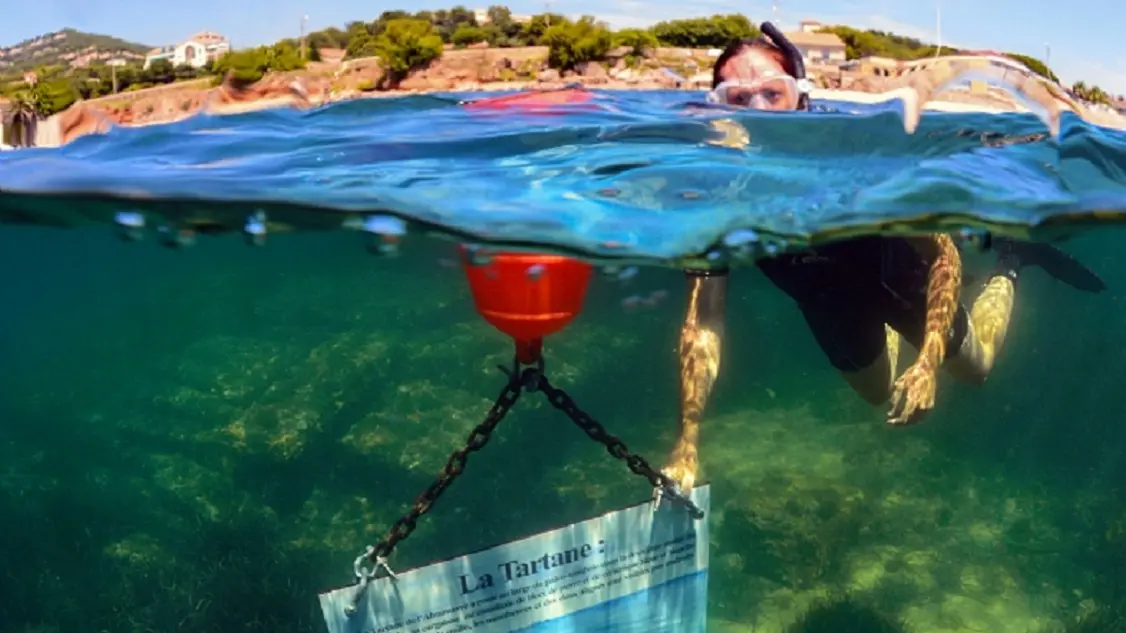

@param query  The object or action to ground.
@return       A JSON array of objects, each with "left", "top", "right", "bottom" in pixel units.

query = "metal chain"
[
  {"left": 353, "top": 358, "right": 703, "bottom": 584},
  {"left": 535, "top": 374, "right": 705, "bottom": 519},
  {"left": 354, "top": 367, "right": 531, "bottom": 578}
]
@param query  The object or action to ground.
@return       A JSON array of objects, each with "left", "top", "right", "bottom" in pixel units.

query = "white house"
[
  {"left": 785, "top": 25, "right": 847, "bottom": 66},
  {"left": 144, "top": 32, "right": 231, "bottom": 69},
  {"left": 471, "top": 7, "right": 532, "bottom": 24}
]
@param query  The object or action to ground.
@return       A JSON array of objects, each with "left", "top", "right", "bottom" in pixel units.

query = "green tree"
[
  {"left": 818, "top": 25, "right": 956, "bottom": 60},
  {"left": 1072, "top": 80, "right": 1112, "bottom": 105},
  {"left": 213, "top": 50, "right": 267, "bottom": 86},
  {"left": 650, "top": 14, "right": 756, "bottom": 48},
  {"left": 373, "top": 18, "right": 445, "bottom": 87},
  {"left": 518, "top": 13, "right": 568, "bottom": 45},
  {"left": 308, "top": 26, "right": 349, "bottom": 50},
  {"left": 142, "top": 58, "right": 175, "bottom": 84},
  {"left": 451, "top": 24, "right": 489, "bottom": 47},
  {"left": 212, "top": 42, "right": 306, "bottom": 88},
  {"left": 484, "top": 5, "right": 523, "bottom": 45},
  {"left": 1003, "top": 52, "right": 1058, "bottom": 83},
  {"left": 378, "top": 10, "right": 413, "bottom": 23},
  {"left": 267, "top": 41, "right": 307, "bottom": 71},
  {"left": 541, "top": 16, "right": 613, "bottom": 70},
  {"left": 2, "top": 91, "right": 39, "bottom": 146},
  {"left": 30, "top": 78, "right": 78, "bottom": 116},
  {"left": 614, "top": 28, "right": 658, "bottom": 56},
  {"left": 346, "top": 33, "right": 379, "bottom": 59},
  {"left": 418, "top": 6, "right": 479, "bottom": 42},
  {"left": 114, "top": 65, "right": 142, "bottom": 91}
]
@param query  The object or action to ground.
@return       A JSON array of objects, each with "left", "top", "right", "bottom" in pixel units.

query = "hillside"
[{"left": 0, "top": 28, "right": 151, "bottom": 72}]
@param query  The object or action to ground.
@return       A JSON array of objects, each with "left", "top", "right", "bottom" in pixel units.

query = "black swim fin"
[{"left": 994, "top": 237, "right": 1107, "bottom": 294}]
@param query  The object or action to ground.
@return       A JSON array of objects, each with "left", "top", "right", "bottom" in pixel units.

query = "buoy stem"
[{"left": 515, "top": 338, "right": 543, "bottom": 366}]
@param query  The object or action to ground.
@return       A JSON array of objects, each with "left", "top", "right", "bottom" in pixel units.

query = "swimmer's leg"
[
  {"left": 663, "top": 269, "right": 727, "bottom": 494},
  {"left": 840, "top": 349, "right": 897, "bottom": 406},
  {"left": 887, "top": 234, "right": 963, "bottom": 425},
  {"left": 945, "top": 258, "right": 1018, "bottom": 384},
  {"left": 885, "top": 324, "right": 902, "bottom": 383},
  {"left": 948, "top": 237, "right": 1106, "bottom": 383},
  {"left": 801, "top": 301, "right": 895, "bottom": 406}
]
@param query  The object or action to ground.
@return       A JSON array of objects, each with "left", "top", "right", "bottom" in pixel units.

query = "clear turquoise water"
[
  {"left": 1, "top": 89, "right": 1126, "bottom": 633},
  {"left": 2, "top": 90, "right": 1125, "bottom": 260}
]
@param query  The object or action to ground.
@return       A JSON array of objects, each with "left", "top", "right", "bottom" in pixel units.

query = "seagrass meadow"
[{"left": 1, "top": 222, "right": 1124, "bottom": 633}]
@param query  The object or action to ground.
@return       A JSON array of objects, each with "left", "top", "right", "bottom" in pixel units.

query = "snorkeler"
[{"left": 659, "top": 23, "right": 1107, "bottom": 495}]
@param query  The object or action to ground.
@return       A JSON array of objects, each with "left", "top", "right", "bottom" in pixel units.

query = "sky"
[{"left": 3, "top": 0, "right": 1124, "bottom": 95}]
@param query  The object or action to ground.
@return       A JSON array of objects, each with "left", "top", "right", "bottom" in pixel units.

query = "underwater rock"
[
  {"left": 1052, "top": 605, "right": 1126, "bottom": 633},
  {"left": 786, "top": 594, "right": 912, "bottom": 633}
]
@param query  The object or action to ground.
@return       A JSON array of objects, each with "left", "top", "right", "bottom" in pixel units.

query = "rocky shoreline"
[{"left": 42, "top": 46, "right": 1126, "bottom": 145}]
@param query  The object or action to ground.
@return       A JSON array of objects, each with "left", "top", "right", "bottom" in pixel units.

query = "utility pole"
[
  {"left": 1044, "top": 42, "right": 1051, "bottom": 67},
  {"left": 300, "top": 14, "right": 309, "bottom": 59},
  {"left": 935, "top": 2, "right": 942, "bottom": 56},
  {"left": 109, "top": 58, "right": 124, "bottom": 94},
  {"left": 545, "top": 1, "right": 552, "bottom": 27}
]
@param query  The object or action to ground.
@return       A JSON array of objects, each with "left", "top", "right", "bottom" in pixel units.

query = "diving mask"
[{"left": 707, "top": 75, "right": 814, "bottom": 111}]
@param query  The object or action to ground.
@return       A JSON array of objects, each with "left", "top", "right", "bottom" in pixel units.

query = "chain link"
[
  {"left": 356, "top": 368, "right": 529, "bottom": 575},
  {"left": 354, "top": 358, "right": 704, "bottom": 580},
  {"left": 535, "top": 374, "right": 705, "bottom": 519}
]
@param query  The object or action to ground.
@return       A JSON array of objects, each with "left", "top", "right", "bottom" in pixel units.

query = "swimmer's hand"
[
  {"left": 705, "top": 118, "right": 750, "bottom": 149},
  {"left": 888, "top": 360, "right": 937, "bottom": 425},
  {"left": 660, "top": 439, "right": 698, "bottom": 494},
  {"left": 883, "top": 54, "right": 1093, "bottom": 137}
]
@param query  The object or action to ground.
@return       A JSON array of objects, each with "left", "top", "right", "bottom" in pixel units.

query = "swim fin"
[{"left": 993, "top": 237, "right": 1107, "bottom": 293}]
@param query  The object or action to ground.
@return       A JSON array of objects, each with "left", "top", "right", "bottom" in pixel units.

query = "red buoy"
[{"left": 461, "top": 249, "right": 593, "bottom": 365}]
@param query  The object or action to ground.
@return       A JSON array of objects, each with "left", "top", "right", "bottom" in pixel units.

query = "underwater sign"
[{"left": 319, "top": 484, "right": 710, "bottom": 633}]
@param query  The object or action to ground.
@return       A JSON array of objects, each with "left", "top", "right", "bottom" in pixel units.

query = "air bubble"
[
  {"left": 621, "top": 295, "right": 644, "bottom": 310},
  {"left": 722, "top": 228, "right": 760, "bottom": 248},
  {"left": 158, "top": 225, "right": 196, "bottom": 249},
  {"left": 464, "top": 245, "right": 493, "bottom": 266},
  {"left": 368, "top": 235, "right": 400, "bottom": 257},
  {"left": 361, "top": 215, "right": 407, "bottom": 237},
  {"left": 244, "top": 211, "right": 267, "bottom": 246},
  {"left": 355, "top": 215, "right": 406, "bottom": 257},
  {"left": 720, "top": 228, "right": 762, "bottom": 260},
  {"left": 114, "top": 211, "right": 146, "bottom": 242},
  {"left": 957, "top": 227, "right": 993, "bottom": 252}
]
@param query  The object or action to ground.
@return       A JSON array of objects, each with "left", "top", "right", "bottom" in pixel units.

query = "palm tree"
[{"left": 2, "top": 92, "right": 40, "bottom": 147}]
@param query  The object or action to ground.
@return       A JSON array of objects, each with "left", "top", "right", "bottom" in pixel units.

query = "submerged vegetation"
[
  {"left": 786, "top": 595, "right": 911, "bottom": 633},
  {"left": 1, "top": 226, "right": 1124, "bottom": 633}
]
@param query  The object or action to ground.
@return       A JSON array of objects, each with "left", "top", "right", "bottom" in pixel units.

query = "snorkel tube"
[{"left": 760, "top": 21, "right": 811, "bottom": 110}]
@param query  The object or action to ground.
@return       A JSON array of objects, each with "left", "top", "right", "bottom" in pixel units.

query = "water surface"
[{"left": 1, "top": 90, "right": 1125, "bottom": 633}]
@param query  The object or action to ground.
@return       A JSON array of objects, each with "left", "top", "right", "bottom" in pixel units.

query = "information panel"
[{"left": 320, "top": 485, "right": 710, "bottom": 633}]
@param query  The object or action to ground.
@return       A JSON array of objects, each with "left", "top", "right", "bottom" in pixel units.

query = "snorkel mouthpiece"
[{"left": 760, "top": 21, "right": 811, "bottom": 110}]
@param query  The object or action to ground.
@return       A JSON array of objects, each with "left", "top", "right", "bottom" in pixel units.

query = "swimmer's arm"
[
  {"left": 666, "top": 272, "right": 728, "bottom": 491},
  {"left": 906, "top": 234, "right": 963, "bottom": 369}
]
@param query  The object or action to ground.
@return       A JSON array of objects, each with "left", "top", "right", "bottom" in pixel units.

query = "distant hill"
[{"left": 0, "top": 28, "right": 152, "bottom": 72}]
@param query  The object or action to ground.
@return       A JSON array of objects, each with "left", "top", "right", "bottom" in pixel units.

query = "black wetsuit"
[{"left": 755, "top": 236, "right": 970, "bottom": 372}]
